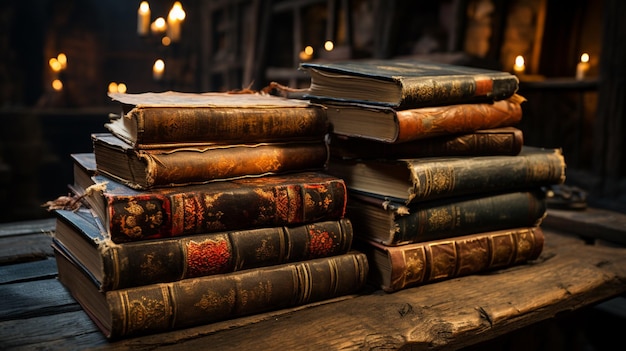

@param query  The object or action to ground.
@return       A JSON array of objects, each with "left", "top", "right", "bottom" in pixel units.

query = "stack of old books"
[
  {"left": 49, "top": 91, "right": 369, "bottom": 339},
  {"left": 298, "top": 59, "right": 565, "bottom": 293}
]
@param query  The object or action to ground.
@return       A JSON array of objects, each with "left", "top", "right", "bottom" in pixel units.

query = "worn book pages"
[
  {"left": 106, "top": 91, "right": 329, "bottom": 148},
  {"left": 300, "top": 59, "right": 519, "bottom": 108}
]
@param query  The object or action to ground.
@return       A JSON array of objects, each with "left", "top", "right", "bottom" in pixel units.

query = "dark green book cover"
[
  {"left": 53, "top": 209, "right": 354, "bottom": 291},
  {"left": 347, "top": 189, "right": 547, "bottom": 246},
  {"left": 300, "top": 59, "right": 519, "bottom": 109}
]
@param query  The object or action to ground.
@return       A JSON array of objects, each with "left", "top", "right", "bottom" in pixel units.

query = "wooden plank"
[
  {"left": 0, "top": 278, "right": 81, "bottom": 321},
  {"left": 0, "top": 257, "right": 58, "bottom": 284},
  {"left": 0, "top": 232, "right": 54, "bottom": 264},
  {"left": 0, "top": 218, "right": 55, "bottom": 238},
  {"left": 543, "top": 207, "right": 626, "bottom": 245},
  {"left": 1, "top": 228, "right": 623, "bottom": 350},
  {"left": 0, "top": 311, "right": 106, "bottom": 350}
]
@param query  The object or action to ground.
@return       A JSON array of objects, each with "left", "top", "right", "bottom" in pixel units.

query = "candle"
[
  {"left": 151, "top": 17, "right": 167, "bottom": 34},
  {"left": 167, "top": 2, "right": 185, "bottom": 42},
  {"left": 137, "top": 2, "right": 151, "bottom": 36},
  {"left": 153, "top": 59, "right": 165, "bottom": 81},
  {"left": 299, "top": 46, "right": 314, "bottom": 61},
  {"left": 57, "top": 53, "right": 67, "bottom": 70},
  {"left": 576, "top": 53, "right": 590, "bottom": 80},
  {"left": 49, "top": 58, "right": 62, "bottom": 72},
  {"left": 513, "top": 55, "right": 525, "bottom": 75},
  {"left": 324, "top": 40, "right": 334, "bottom": 52},
  {"left": 108, "top": 82, "right": 118, "bottom": 94}
]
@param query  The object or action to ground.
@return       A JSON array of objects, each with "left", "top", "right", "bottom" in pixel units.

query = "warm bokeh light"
[
  {"left": 169, "top": 2, "right": 186, "bottom": 21},
  {"left": 57, "top": 53, "right": 67, "bottom": 69},
  {"left": 49, "top": 58, "right": 62, "bottom": 72},
  {"left": 108, "top": 82, "right": 128, "bottom": 93},
  {"left": 153, "top": 59, "right": 165, "bottom": 80},
  {"left": 139, "top": 1, "right": 150, "bottom": 14},
  {"left": 108, "top": 82, "right": 118, "bottom": 93},
  {"left": 324, "top": 40, "right": 334, "bottom": 51},
  {"left": 304, "top": 46, "right": 314, "bottom": 56},
  {"left": 52, "top": 79, "right": 63, "bottom": 91},
  {"left": 513, "top": 55, "right": 525, "bottom": 74},
  {"left": 151, "top": 17, "right": 167, "bottom": 34},
  {"left": 581, "top": 53, "right": 589, "bottom": 63},
  {"left": 162, "top": 36, "right": 171, "bottom": 46},
  {"left": 137, "top": 2, "right": 151, "bottom": 36}
]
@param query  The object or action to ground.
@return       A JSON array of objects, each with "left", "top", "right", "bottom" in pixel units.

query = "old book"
[
  {"left": 330, "top": 127, "right": 524, "bottom": 159},
  {"left": 105, "top": 91, "right": 329, "bottom": 149},
  {"left": 54, "top": 245, "right": 369, "bottom": 339},
  {"left": 327, "top": 146, "right": 565, "bottom": 205},
  {"left": 77, "top": 172, "right": 347, "bottom": 243},
  {"left": 358, "top": 226, "right": 544, "bottom": 292},
  {"left": 347, "top": 190, "right": 547, "bottom": 246},
  {"left": 300, "top": 59, "right": 519, "bottom": 109},
  {"left": 70, "top": 153, "right": 97, "bottom": 191},
  {"left": 92, "top": 133, "right": 329, "bottom": 189},
  {"left": 323, "top": 95, "right": 524, "bottom": 143},
  {"left": 53, "top": 208, "right": 354, "bottom": 291}
]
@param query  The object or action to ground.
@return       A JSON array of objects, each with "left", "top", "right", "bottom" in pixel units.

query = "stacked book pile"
[
  {"left": 49, "top": 92, "right": 369, "bottom": 339},
  {"left": 298, "top": 59, "right": 565, "bottom": 293}
]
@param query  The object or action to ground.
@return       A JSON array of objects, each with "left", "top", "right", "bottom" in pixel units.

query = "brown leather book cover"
[
  {"left": 106, "top": 91, "right": 329, "bottom": 149},
  {"left": 324, "top": 95, "right": 524, "bottom": 143},
  {"left": 54, "top": 247, "right": 369, "bottom": 339},
  {"left": 92, "top": 133, "right": 329, "bottom": 189},
  {"left": 53, "top": 209, "right": 354, "bottom": 291},
  {"left": 360, "top": 226, "right": 544, "bottom": 292},
  {"left": 330, "top": 127, "right": 524, "bottom": 159},
  {"left": 82, "top": 172, "right": 347, "bottom": 243}
]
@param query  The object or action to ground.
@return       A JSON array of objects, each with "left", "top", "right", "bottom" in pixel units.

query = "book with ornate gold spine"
[
  {"left": 92, "top": 133, "right": 329, "bottom": 190},
  {"left": 54, "top": 244, "right": 369, "bottom": 339},
  {"left": 53, "top": 208, "right": 354, "bottom": 291},
  {"left": 358, "top": 226, "right": 544, "bottom": 292}
]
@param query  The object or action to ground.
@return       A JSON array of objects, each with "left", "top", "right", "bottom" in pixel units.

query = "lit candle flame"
[
  {"left": 138, "top": 1, "right": 151, "bottom": 36},
  {"left": 153, "top": 59, "right": 165, "bottom": 80},
  {"left": 49, "top": 58, "right": 62, "bottom": 72},
  {"left": 57, "top": 53, "right": 67, "bottom": 70},
  {"left": 52, "top": 79, "right": 63, "bottom": 91},
  {"left": 581, "top": 53, "right": 589, "bottom": 63},
  {"left": 151, "top": 17, "right": 167, "bottom": 34},
  {"left": 324, "top": 40, "right": 334, "bottom": 51},
  {"left": 513, "top": 55, "right": 525, "bottom": 75}
]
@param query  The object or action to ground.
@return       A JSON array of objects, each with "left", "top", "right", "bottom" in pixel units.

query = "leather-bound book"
[
  {"left": 329, "top": 127, "right": 524, "bottom": 159},
  {"left": 75, "top": 172, "right": 347, "bottom": 243},
  {"left": 54, "top": 245, "right": 369, "bottom": 339},
  {"left": 327, "top": 146, "right": 565, "bottom": 205},
  {"left": 92, "top": 133, "right": 329, "bottom": 189},
  {"left": 322, "top": 95, "right": 524, "bottom": 143},
  {"left": 300, "top": 59, "right": 519, "bottom": 109},
  {"left": 358, "top": 226, "right": 544, "bottom": 292},
  {"left": 52, "top": 208, "right": 355, "bottom": 291},
  {"left": 347, "top": 190, "right": 547, "bottom": 246},
  {"left": 106, "top": 91, "right": 329, "bottom": 149}
]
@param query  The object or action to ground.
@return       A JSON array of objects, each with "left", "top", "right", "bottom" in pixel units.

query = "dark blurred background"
[{"left": 2, "top": 0, "right": 624, "bottom": 222}]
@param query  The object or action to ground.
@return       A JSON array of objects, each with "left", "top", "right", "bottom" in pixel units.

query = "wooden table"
[{"left": 2, "top": 209, "right": 626, "bottom": 350}]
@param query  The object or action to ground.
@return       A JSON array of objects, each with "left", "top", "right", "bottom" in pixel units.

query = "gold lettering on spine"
[
  {"left": 171, "top": 194, "right": 184, "bottom": 235},
  {"left": 403, "top": 247, "right": 426, "bottom": 286},
  {"left": 427, "top": 208, "right": 454, "bottom": 231},
  {"left": 120, "top": 285, "right": 171, "bottom": 334},
  {"left": 195, "top": 288, "right": 236, "bottom": 311}
]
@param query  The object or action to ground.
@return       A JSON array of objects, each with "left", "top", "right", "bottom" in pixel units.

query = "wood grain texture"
[{"left": 1, "top": 225, "right": 625, "bottom": 350}]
